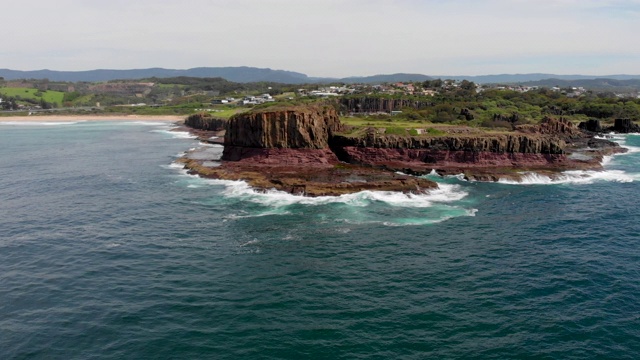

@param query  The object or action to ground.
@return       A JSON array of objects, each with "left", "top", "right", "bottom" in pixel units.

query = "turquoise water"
[{"left": 1, "top": 121, "right": 639, "bottom": 359}]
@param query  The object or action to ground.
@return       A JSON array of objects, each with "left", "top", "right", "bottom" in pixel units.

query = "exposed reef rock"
[
  {"left": 220, "top": 147, "right": 339, "bottom": 165},
  {"left": 181, "top": 157, "right": 437, "bottom": 197}
]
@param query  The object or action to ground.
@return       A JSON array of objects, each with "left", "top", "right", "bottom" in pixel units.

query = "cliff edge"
[{"left": 182, "top": 105, "right": 625, "bottom": 194}]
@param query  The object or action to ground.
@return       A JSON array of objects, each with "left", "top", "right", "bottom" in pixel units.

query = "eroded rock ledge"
[{"left": 182, "top": 105, "right": 627, "bottom": 195}]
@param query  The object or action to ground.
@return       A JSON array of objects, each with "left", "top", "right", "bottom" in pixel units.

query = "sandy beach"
[{"left": 0, "top": 115, "right": 185, "bottom": 123}]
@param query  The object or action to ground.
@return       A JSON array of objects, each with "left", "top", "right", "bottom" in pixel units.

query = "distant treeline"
[{"left": 338, "top": 87, "right": 640, "bottom": 129}]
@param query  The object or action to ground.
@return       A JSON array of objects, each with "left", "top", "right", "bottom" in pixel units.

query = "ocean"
[{"left": 1, "top": 120, "right": 639, "bottom": 359}]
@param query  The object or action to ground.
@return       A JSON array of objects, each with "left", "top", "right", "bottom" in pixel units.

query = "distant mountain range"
[
  {"left": 516, "top": 78, "right": 640, "bottom": 93},
  {"left": 1, "top": 67, "right": 640, "bottom": 85}
]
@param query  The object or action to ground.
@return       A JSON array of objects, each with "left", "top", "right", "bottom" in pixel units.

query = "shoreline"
[
  {"left": 0, "top": 114, "right": 185, "bottom": 123},
  {"left": 179, "top": 107, "right": 632, "bottom": 195}
]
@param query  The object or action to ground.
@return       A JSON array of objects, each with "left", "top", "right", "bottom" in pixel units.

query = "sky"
[{"left": 2, "top": 0, "right": 640, "bottom": 77}]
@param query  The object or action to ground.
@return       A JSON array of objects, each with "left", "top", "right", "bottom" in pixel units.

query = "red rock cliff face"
[
  {"left": 224, "top": 105, "right": 341, "bottom": 149},
  {"left": 331, "top": 133, "right": 567, "bottom": 172},
  {"left": 331, "top": 133, "right": 566, "bottom": 154},
  {"left": 185, "top": 113, "right": 228, "bottom": 131},
  {"left": 220, "top": 105, "right": 579, "bottom": 174}
]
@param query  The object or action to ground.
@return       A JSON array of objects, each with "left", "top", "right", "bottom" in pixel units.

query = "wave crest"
[{"left": 498, "top": 170, "right": 636, "bottom": 185}]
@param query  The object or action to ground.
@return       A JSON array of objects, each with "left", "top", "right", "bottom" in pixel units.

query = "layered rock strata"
[
  {"left": 185, "top": 105, "right": 437, "bottom": 196},
  {"left": 183, "top": 105, "right": 627, "bottom": 195},
  {"left": 223, "top": 105, "right": 342, "bottom": 149},
  {"left": 185, "top": 113, "right": 228, "bottom": 131}
]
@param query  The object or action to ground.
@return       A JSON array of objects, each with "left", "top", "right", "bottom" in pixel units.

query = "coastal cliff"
[
  {"left": 184, "top": 113, "right": 228, "bottom": 131},
  {"left": 327, "top": 118, "right": 580, "bottom": 175},
  {"left": 182, "top": 104, "right": 625, "bottom": 194},
  {"left": 185, "top": 105, "right": 437, "bottom": 196},
  {"left": 332, "top": 132, "right": 565, "bottom": 154},
  {"left": 223, "top": 104, "right": 342, "bottom": 149},
  {"left": 221, "top": 104, "right": 343, "bottom": 164}
]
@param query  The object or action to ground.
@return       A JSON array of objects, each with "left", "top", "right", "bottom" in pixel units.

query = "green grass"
[
  {"left": 274, "top": 92, "right": 296, "bottom": 100},
  {"left": 156, "top": 84, "right": 185, "bottom": 89},
  {"left": 425, "top": 127, "right": 446, "bottom": 136},
  {"left": 340, "top": 116, "right": 430, "bottom": 129},
  {"left": 384, "top": 127, "right": 408, "bottom": 135},
  {"left": 209, "top": 108, "right": 245, "bottom": 119},
  {"left": 98, "top": 105, "right": 247, "bottom": 117},
  {"left": 71, "top": 94, "right": 95, "bottom": 106},
  {"left": 0, "top": 87, "right": 65, "bottom": 105}
]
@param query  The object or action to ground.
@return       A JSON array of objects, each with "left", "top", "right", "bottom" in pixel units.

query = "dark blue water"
[{"left": 1, "top": 121, "right": 639, "bottom": 359}]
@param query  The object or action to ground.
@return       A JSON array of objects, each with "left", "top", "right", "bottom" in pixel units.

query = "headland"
[{"left": 179, "top": 103, "right": 629, "bottom": 196}]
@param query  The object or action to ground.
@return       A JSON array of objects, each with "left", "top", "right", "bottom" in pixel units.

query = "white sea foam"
[
  {"left": 195, "top": 178, "right": 470, "bottom": 208},
  {"left": 422, "top": 170, "right": 467, "bottom": 181},
  {"left": 613, "top": 135, "right": 640, "bottom": 155},
  {"left": 591, "top": 134, "right": 640, "bottom": 168},
  {"left": 226, "top": 209, "right": 293, "bottom": 219},
  {"left": 161, "top": 161, "right": 187, "bottom": 170},
  {"left": 239, "top": 239, "right": 260, "bottom": 247},
  {"left": 198, "top": 142, "right": 223, "bottom": 148},
  {"left": 135, "top": 121, "right": 171, "bottom": 126},
  {"left": 161, "top": 154, "right": 475, "bottom": 224},
  {"left": 498, "top": 170, "right": 636, "bottom": 185},
  {"left": 151, "top": 129, "right": 197, "bottom": 139}
]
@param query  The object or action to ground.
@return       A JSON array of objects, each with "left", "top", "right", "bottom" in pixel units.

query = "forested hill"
[
  {"left": 0, "top": 67, "right": 310, "bottom": 84},
  {"left": 0, "top": 67, "right": 434, "bottom": 84},
  {"left": 1, "top": 66, "right": 640, "bottom": 85}
]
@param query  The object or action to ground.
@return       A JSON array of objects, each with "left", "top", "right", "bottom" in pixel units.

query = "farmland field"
[{"left": 0, "top": 87, "right": 65, "bottom": 104}]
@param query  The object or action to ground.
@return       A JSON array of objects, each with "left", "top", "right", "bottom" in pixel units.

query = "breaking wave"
[
  {"left": 164, "top": 164, "right": 476, "bottom": 225},
  {"left": 498, "top": 170, "right": 637, "bottom": 185},
  {"left": 150, "top": 126, "right": 197, "bottom": 139},
  {"left": 199, "top": 178, "right": 469, "bottom": 208}
]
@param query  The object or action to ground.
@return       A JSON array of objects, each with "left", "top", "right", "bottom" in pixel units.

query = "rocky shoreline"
[{"left": 178, "top": 106, "right": 629, "bottom": 196}]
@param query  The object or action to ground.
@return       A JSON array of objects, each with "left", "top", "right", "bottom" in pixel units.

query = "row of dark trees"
[{"left": 338, "top": 86, "right": 640, "bottom": 127}]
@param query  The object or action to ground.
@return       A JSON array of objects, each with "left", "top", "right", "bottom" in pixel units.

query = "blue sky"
[{"left": 3, "top": 0, "right": 640, "bottom": 77}]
